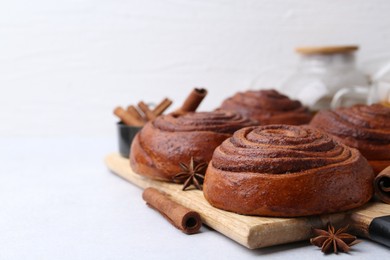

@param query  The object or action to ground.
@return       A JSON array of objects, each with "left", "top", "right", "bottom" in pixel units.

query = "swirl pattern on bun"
[
  {"left": 130, "top": 111, "right": 257, "bottom": 181},
  {"left": 219, "top": 89, "right": 312, "bottom": 125},
  {"left": 203, "top": 125, "right": 374, "bottom": 217},
  {"left": 310, "top": 104, "right": 390, "bottom": 174}
]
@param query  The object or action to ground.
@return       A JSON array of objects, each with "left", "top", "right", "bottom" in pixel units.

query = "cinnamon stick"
[
  {"left": 177, "top": 88, "right": 207, "bottom": 113},
  {"left": 138, "top": 101, "right": 156, "bottom": 120},
  {"left": 113, "top": 107, "right": 144, "bottom": 126},
  {"left": 152, "top": 98, "right": 172, "bottom": 116},
  {"left": 142, "top": 187, "right": 202, "bottom": 234},
  {"left": 374, "top": 165, "right": 390, "bottom": 204},
  {"left": 127, "top": 105, "right": 145, "bottom": 123}
]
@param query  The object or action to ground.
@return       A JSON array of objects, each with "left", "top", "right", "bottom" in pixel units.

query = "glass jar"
[{"left": 280, "top": 46, "right": 370, "bottom": 111}]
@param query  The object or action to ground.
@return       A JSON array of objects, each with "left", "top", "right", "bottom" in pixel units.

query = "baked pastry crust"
[
  {"left": 130, "top": 111, "right": 256, "bottom": 181},
  {"left": 310, "top": 104, "right": 390, "bottom": 174},
  {"left": 219, "top": 89, "right": 312, "bottom": 125},
  {"left": 203, "top": 125, "right": 374, "bottom": 217}
]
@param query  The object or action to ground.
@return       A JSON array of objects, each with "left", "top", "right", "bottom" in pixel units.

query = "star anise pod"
[
  {"left": 172, "top": 157, "right": 207, "bottom": 191},
  {"left": 310, "top": 223, "right": 361, "bottom": 254}
]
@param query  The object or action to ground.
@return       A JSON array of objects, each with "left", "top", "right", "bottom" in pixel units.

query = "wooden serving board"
[{"left": 105, "top": 153, "right": 390, "bottom": 249}]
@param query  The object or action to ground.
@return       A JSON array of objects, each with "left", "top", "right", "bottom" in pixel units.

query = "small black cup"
[{"left": 117, "top": 122, "right": 142, "bottom": 158}]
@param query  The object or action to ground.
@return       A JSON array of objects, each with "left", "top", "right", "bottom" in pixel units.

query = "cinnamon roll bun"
[
  {"left": 219, "top": 89, "right": 312, "bottom": 125},
  {"left": 203, "top": 125, "right": 374, "bottom": 217},
  {"left": 130, "top": 111, "right": 256, "bottom": 181},
  {"left": 310, "top": 104, "right": 390, "bottom": 174}
]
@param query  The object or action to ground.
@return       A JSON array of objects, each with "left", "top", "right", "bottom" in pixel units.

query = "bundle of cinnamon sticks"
[
  {"left": 113, "top": 88, "right": 208, "bottom": 126},
  {"left": 114, "top": 98, "right": 172, "bottom": 126}
]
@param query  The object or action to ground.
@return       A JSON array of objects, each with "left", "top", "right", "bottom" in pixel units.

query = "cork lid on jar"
[{"left": 296, "top": 45, "right": 359, "bottom": 55}]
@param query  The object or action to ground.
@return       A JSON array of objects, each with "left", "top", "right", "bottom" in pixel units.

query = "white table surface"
[{"left": 1, "top": 137, "right": 389, "bottom": 259}]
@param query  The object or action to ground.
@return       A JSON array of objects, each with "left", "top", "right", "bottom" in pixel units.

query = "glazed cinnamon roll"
[
  {"left": 219, "top": 89, "right": 312, "bottom": 125},
  {"left": 130, "top": 111, "right": 256, "bottom": 181},
  {"left": 203, "top": 125, "right": 374, "bottom": 217},
  {"left": 310, "top": 104, "right": 390, "bottom": 174}
]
